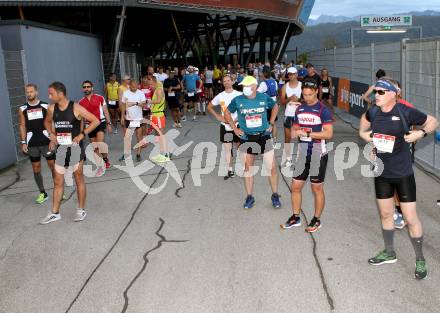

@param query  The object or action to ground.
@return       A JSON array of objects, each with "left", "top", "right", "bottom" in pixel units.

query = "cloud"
[{"left": 311, "top": 0, "right": 440, "bottom": 17}]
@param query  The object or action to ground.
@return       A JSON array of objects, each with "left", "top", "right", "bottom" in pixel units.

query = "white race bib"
[
  {"left": 285, "top": 102, "right": 298, "bottom": 117},
  {"left": 373, "top": 133, "right": 395, "bottom": 153},
  {"left": 300, "top": 127, "right": 312, "bottom": 142},
  {"left": 129, "top": 121, "right": 141, "bottom": 128},
  {"left": 57, "top": 133, "right": 72, "bottom": 145},
  {"left": 245, "top": 114, "right": 263, "bottom": 128},
  {"left": 27, "top": 108, "right": 43, "bottom": 120},
  {"left": 188, "top": 92, "right": 194, "bottom": 97},
  {"left": 322, "top": 87, "right": 329, "bottom": 93},
  {"left": 168, "top": 91, "right": 175, "bottom": 97},
  {"left": 109, "top": 100, "right": 116, "bottom": 105}
]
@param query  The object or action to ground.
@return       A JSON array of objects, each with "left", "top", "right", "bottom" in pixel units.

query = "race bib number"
[
  {"left": 27, "top": 108, "right": 43, "bottom": 120},
  {"left": 300, "top": 127, "right": 312, "bottom": 142},
  {"left": 373, "top": 133, "right": 395, "bottom": 153},
  {"left": 109, "top": 100, "right": 116, "bottom": 105},
  {"left": 56, "top": 133, "right": 72, "bottom": 145},
  {"left": 188, "top": 92, "right": 194, "bottom": 97},
  {"left": 129, "top": 121, "right": 141, "bottom": 128},
  {"left": 168, "top": 91, "right": 175, "bottom": 97},
  {"left": 322, "top": 87, "right": 329, "bottom": 93},
  {"left": 245, "top": 114, "right": 263, "bottom": 128}
]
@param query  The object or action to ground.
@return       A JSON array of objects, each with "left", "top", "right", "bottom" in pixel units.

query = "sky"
[{"left": 309, "top": 0, "right": 440, "bottom": 19}]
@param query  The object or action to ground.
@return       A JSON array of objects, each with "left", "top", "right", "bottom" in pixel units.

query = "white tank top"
[{"left": 284, "top": 81, "right": 302, "bottom": 117}]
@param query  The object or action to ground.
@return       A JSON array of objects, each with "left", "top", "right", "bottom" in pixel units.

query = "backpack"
[{"left": 265, "top": 79, "right": 278, "bottom": 97}]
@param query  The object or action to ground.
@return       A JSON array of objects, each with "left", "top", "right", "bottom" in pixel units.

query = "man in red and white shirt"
[{"left": 79, "top": 80, "right": 112, "bottom": 175}]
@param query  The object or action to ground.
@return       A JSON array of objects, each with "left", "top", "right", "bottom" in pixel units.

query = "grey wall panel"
[
  {"left": 0, "top": 39, "right": 18, "bottom": 168},
  {"left": 19, "top": 25, "right": 104, "bottom": 102},
  {"left": 0, "top": 25, "right": 22, "bottom": 50}
]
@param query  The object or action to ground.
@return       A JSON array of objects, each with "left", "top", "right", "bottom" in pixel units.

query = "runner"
[
  {"left": 359, "top": 77, "right": 438, "bottom": 279},
  {"left": 305, "top": 63, "right": 321, "bottom": 88},
  {"left": 207, "top": 75, "right": 242, "bottom": 180},
  {"left": 362, "top": 69, "right": 386, "bottom": 106},
  {"left": 280, "top": 67, "right": 302, "bottom": 167},
  {"left": 149, "top": 77, "right": 171, "bottom": 163},
  {"left": 79, "top": 80, "right": 112, "bottom": 176},
  {"left": 319, "top": 68, "right": 335, "bottom": 118},
  {"left": 163, "top": 70, "right": 182, "bottom": 128},
  {"left": 224, "top": 76, "right": 281, "bottom": 209},
  {"left": 119, "top": 80, "right": 147, "bottom": 162},
  {"left": 204, "top": 66, "right": 214, "bottom": 101},
  {"left": 41, "top": 81, "right": 100, "bottom": 224},
  {"left": 213, "top": 65, "right": 222, "bottom": 95},
  {"left": 105, "top": 73, "right": 120, "bottom": 134},
  {"left": 280, "top": 79, "right": 333, "bottom": 233},
  {"left": 139, "top": 75, "right": 154, "bottom": 136},
  {"left": 154, "top": 66, "right": 168, "bottom": 84},
  {"left": 19, "top": 84, "right": 55, "bottom": 204},
  {"left": 118, "top": 75, "right": 131, "bottom": 133},
  {"left": 257, "top": 66, "right": 279, "bottom": 144},
  {"left": 195, "top": 68, "right": 206, "bottom": 115},
  {"left": 182, "top": 66, "right": 202, "bottom": 121}
]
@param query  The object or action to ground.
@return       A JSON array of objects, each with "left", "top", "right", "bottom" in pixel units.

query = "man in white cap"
[
  {"left": 224, "top": 75, "right": 281, "bottom": 209},
  {"left": 182, "top": 66, "right": 203, "bottom": 121}
]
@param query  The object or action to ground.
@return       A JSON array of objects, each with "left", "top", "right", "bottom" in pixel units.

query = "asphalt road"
[{"left": 1, "top": 114, "right": 439, "bottom": 313}]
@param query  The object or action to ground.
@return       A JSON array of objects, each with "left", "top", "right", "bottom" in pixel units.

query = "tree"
[{"left": 322, "top": 36, "right": 339, "bottom": 49}]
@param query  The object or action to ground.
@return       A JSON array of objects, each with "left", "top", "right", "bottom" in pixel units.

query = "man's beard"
[
  {"left": 27, "top": 96, "right": 36, "bottom": 102},
  {"left": 84, "top": 91, "right": 92, "bottom": 96}
]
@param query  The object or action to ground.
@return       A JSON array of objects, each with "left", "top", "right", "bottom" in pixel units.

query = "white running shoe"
[
  {"left": 177, "top": 123, "right": 183, "bottom": 128},
  {"left": 182, "top": 116, "right": 187, "bottom": 122},
  {"left": 113, "top": 128, "right": 118, "bottom": 134},
  {"left": 193, "top": 116, "right": 197, "bottom": 121},
  {"left": 74, "top": 209, "right": 87, "bottom": 222},
  {"left": 40, "top": 211, "right": 61, "bottom": 225}
]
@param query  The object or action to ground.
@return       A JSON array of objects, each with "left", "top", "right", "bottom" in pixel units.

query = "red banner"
[{"left": 139, "top": 0, "right": 302, "bottom": 21}]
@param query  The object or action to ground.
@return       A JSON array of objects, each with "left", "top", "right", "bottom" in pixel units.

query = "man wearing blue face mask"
[{"left": 224, "top": 76, "right": 281, "bottom": 210}]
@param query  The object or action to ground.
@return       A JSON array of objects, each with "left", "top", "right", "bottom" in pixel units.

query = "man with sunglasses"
[
  {"left": 79, "top": 80, "right": 112, "bottom": 176},
  {"left": 359, "top": 77, "right": 438, "bottom": 279},
  {"left": 280, "top": 79, "right": 333, "bottom": 232}
]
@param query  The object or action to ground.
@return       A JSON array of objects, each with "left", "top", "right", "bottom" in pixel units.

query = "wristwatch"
[
  {"left": 21, "top": 140, "right": 26, "bottom": 144},
  {"left": 420, "top": 129, "right": 427, "bottom": 138}
]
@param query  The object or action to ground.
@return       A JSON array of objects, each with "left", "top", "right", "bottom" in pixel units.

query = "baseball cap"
[
  {"left": 239, "top": 76, "right": 258, "bottom": 86},
  {"left": 122, "top": 74, "right": 131, "bottom": 80},
  {"left": 287, "top": 67, "right": 298, "bottom": 74}
]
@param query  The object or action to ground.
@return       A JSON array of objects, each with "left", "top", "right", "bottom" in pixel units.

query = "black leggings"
[{"left": 374, "top": 175, "right": 416, "bottom": 202}]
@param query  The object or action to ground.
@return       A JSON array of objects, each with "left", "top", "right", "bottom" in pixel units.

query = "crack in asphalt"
[
  {"left": 121, "top": 217, "right": 188, "bottom": 313},
  {"left": 175, "top": 159, "right": 192, "bottom": 198},
  {"left": 279, "top": 166, "right": 335, "bottom": 312},
  {"left": 64, "top": 167, "right": 165, "bottom": 313}
]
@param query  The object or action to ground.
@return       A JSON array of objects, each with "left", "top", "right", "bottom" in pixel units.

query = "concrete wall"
[
  {"left": 0, "top": 39, "right": 18, "bottom": 168},
  {"left": 18, "top": 24, "right": 104, "bottom": 102}
]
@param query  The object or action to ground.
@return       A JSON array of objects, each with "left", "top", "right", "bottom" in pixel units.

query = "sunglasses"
[
  {"left": 303, "top": 81, "right": 318, "bottom": 88},
  {"left": 373, "top": 89, "right": 389, "bottom": 95},
  {"left": 82, "top": 85, "right": 92, "bottom": 89}
]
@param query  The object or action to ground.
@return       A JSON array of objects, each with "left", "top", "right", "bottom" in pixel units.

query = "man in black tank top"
[
  {"left": 18, "top": 84, "right": 55, "bottom": 204},
  {"left": 40, "top": 81, "right": 100, "bottom": 225}
]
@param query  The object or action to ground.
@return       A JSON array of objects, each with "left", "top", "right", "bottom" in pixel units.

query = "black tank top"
[
  {"left": 321, "top": 78, "right": 330, "bottom": 98},
  {"left": 20, "top": 101, "right": 50, "bottom": 147},
  {"left": 54, "top": 101, "right": 81, "bottom": 143}
]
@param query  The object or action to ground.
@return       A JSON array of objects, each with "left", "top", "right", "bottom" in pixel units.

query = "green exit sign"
[{"left": 383, "top": 26, "right": 392, "bottom": 30}]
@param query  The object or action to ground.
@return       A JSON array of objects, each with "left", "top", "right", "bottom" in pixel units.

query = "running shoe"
[
  {"left": 280, "top": 215, "right": 301, "bottom": 229},
  {"left": 182, "top": 116, "right": 187, "bottom": 122},
  {"left": 95, "top": 167, "right": 105, "bottom": 178},
  {"left": 150, "top": 154, "right": 170, "bottom": 163},
  {"left": 105, "top": 160, "right": 111, "bottom": 169},
  {"left": 177, "top": 123, "right": 183, "bottom": 128},
  {"left": 415, "top": 260, "right": 428, "bottom": 280},
  {"left": 173, "top": 122, "right": 178, "bottom": 128},
  {"left": 394, "top": 213, "right": 406, "bottom": 229},
  {"left": 40, "top": 211, "right": 61, "bottom": 225},
  {"left": 305, "top": 217, "right": 322, "bottom": 233},
  {"left": 35, "top": 192, "right": 49, "bottom": 204},
  {"left": 368, "top": 250, "right": 397, "bottom": 265},
  {"left": 193, "top": 116, "right": 197, "bottom": 121},
  {"left": 243, "top": 195, "right": 255, "bottom": 209},
  {"left": 224, "top": 170, "right": 236, "bottom": 180},
  {"left": 437, "top": 200, "right": 440, "bottom": 206},
  {"left": 74, "top": 209, "right": 87, "bottom": 222},
  {"left": 118, "top": 155, "right": 125, "bottom": 162},
  {"left": 136, "top": 154, "right": 141, "bottom": 162},
  {"left": 113, "top": 128, "right": 118, "bottom": 134},
  {"left": 271, "top": 193, "right": 281, "bottom": 208}
]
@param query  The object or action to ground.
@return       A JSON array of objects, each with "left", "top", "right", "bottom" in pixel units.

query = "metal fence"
[{"left": 307, "top": 37, "right": 440, "bottom": 174}]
